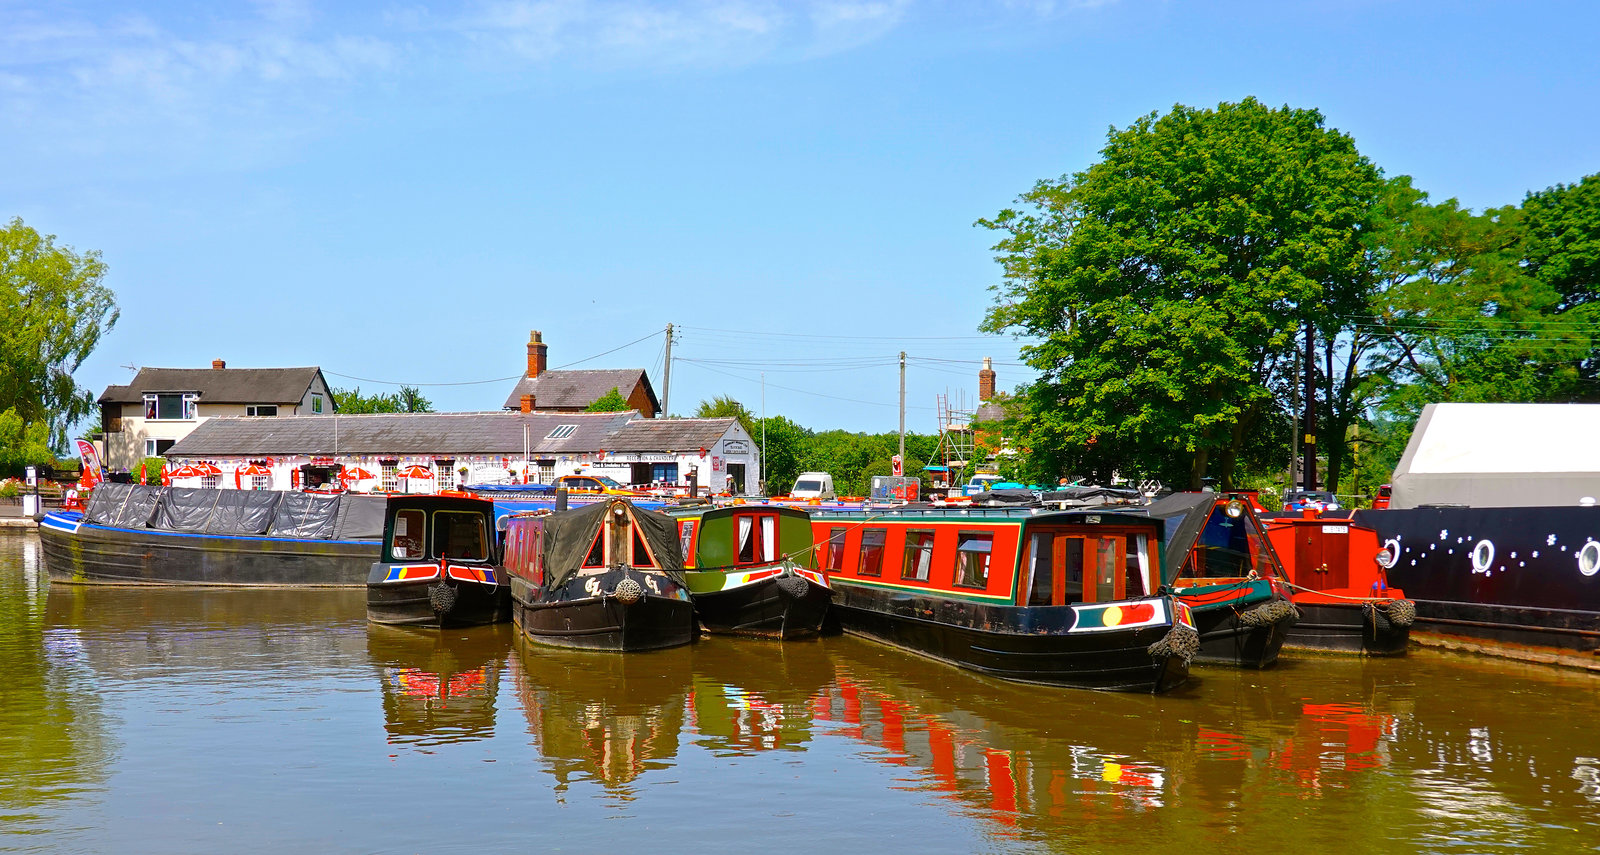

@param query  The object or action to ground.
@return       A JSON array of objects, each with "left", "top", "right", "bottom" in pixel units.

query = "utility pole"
[
  {"left": 661, "top": 323, "right": 673, "bottom": 418},
  {"left": 760, "top": 372, "right": 766, "bottom": 495},
  {"left": 1302, "top": 319, "right": 1318, "bottom": 491},
  {"left": 1289, "top": 358, "right": 1299, "bottom": 490},
  {"left": 898, "top": 351, "right": 906, "bottom": 466}
]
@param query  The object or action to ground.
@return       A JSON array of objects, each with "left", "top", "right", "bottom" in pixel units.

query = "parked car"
[
  {"left": 961, "top": 473, "right": 1005, "bottom": 496},
  {"left": 1371, "top": 484, "right": 1392, "bottom": 510},
  {"left": 1282, "top": 489, "right": 1340, "bottom": 513},
  {"left": 790, "top": 471, "right": 836, "bottom": 500}
]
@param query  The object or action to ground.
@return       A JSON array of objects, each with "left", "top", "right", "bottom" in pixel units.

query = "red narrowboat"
[
  {"left": 809, "top": 507, "right": 1198, "bottom": 693},
  {"left": 1261, "top": 511, "right": 1414, "bottom": 655}
]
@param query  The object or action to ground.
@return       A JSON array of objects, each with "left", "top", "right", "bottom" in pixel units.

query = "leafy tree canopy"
[
  {"left": 332, "top": 385, "right": 434, "bottom": 414},
  {"left": 584, "top": 387, "right": 630, "bottom": 412},
  {"left": 980, "top": 98, "right": 1384, "bottom": 489},
  {"left": 693, "top": 395, "right": 757, "bottom": 439},
  {"left": 0, "top": 218, "right": 118, "bottom": 451}
]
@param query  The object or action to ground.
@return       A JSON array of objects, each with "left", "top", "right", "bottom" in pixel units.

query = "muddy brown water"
[{"left": 2, "top": 531, "right": 1597, "bottom": 854}]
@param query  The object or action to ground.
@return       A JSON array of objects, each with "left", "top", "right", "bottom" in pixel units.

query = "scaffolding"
[{"left": 925, "top": 392, "right": 977, "bottom": 492}]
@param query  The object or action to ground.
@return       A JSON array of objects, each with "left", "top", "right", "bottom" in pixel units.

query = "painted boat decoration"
[
  {"left": 1260, "top": 510, "right": 1414, "bottom": 655},
  {"left": 1352, "top": 505, "right": 1600, "bottom": 660},
  {"left": 1138, "top": 493, "right": 1301, "bottom": 668},
  {"left": 808, "top": 506, "right": 1198, "bottom": 693},
  {"left": 38, "top": 481, "right": 382, "bottom": 586},
  {"left": 366, "top": 495, "right": 512, "bottom": 628},
  {"left": 502, "top": 497, "right": 696, "bottom": 652},
  {"left": 673, "top": 504, "right": 833, "bottom": 639}
]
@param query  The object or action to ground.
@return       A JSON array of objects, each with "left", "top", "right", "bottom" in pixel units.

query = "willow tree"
[
  {"left": 980, "top": 99, "right": 1384, "bottom": 489},
  {"left": 0, "top": 218, "right": 118, "bottom": 453}
]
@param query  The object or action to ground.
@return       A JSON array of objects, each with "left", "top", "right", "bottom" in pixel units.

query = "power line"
[{"left": 323, "top": 327, "right": 664, "bottom": 388}]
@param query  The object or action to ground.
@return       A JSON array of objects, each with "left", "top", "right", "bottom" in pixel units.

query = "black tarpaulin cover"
[
  {"left": 203, "top": 490, "right": 280, "bottom": 535},
  {"left": 540, "top": 498, "right": 686, "bottom": 590},
  {"left": 153, "top": 487, "right": 224, "bottom": 532},
  {"left": 113, "top": 485, "right": 161, "bottom": 528},
  {"left": 1140, "top": 492, "right": 1217, "bottom": 579},
  {"left": 267, "top": 491, "right": 342, "bottom": 539},
  {"left": 84, "top": 481, "right": 132, "bottom": 525},
  {"left": 333, "top": 494, "right": 387, "bottom": 540}
]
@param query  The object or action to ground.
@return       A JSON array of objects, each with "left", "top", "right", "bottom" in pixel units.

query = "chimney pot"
[{"left": 212, "top": 359, "right": 226, "bottom": 370}]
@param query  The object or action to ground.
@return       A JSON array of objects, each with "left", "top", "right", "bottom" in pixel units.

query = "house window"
[
  {"left": 379, "top": 461, "right": 399, "bottom": 492},
  {"left": 546, "top": 425, "right": 578, "bottom": 440},
  {"left": 144, "top": 439, "right": 176, "bottom": 457},
  {"left": 858, "top": 528, "right": 887, "bottom": 577},
  {"left": 955, "top": 532, "right": 993, "bottom": 589},
  {"left": 144, "top": 393, "right": 195, "bottom": 420},
  {"left": 311, "top": 394, "right": 323, "bottom": 414},
  {"left": 200, "top": 474, "right": 221, "bottom": 489},
  {"left": 246, "top": 405, "right": 277, "bottom": 417},
  {"left": 435, "top": 460, "right": 456, "bottom": 491},
  {"left": 901, "top": 530, "right": 935, "bottom": 582},
  {"left": 650, "top": 462, "right": 678, "bottom": 482},
  {"left": 537, "top": 460, "right": 556, "bottom": 483}
]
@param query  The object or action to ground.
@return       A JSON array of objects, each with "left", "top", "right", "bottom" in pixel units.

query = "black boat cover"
[
  {"left": 1138, "top": 492, "right": 1217, "bottom": 578},
  {"left": 540, "top": 498, "right": 686, "bottom": 590},
  {"left": 82, "top": 482, "right": 383, "bottom": 541}
]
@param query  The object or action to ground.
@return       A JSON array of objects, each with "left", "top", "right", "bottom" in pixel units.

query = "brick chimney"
[
  {"left": 978, "top": 357, "right": 995, "bottom": 401},
  {"left": 520, "top": 394, "right": 535, "bottom": 413},
  {"left": 527, "top": 330, "right": 547, "bottom": 378},
  {"left": 212, "top": 359, "right": 226, "bottom": 370}
]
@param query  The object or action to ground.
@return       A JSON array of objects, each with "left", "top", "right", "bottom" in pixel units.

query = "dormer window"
[
  {"left": 144, "top": 393, "right": 197, "bottom": 420},
  {"left": 546, "top": 425, "right": 578, "bottom": 440},
  {"left": 311, "top": 394, "right": 324, "bottom": 414},
  {"left": 246, "top": 405, "right": 277, "bottom": 417}
]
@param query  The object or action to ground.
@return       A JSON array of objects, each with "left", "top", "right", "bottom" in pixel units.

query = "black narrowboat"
[
  {"left": 502, "top": 498, "right": 696, "bottom": 652},
  {"left": 366, "top": 495, "right": 511, "bottom": 628},
  {"left": 673, "top": 504, "right": 833, "bottom": 639},
  {"left": 1139, "top": 493, "right": 1302, "bottom": 668},
  {"left": 809, "top": 507, "right": 1197, "bottom": 693}
]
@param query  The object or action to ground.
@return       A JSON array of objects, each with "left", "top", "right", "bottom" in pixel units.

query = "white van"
[{"left": 790, "top": 472, "right": 836, "bottom": 500}]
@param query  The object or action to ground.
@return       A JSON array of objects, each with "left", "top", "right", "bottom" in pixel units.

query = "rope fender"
[
  {"left": 1148, "top": 624, "right": 1200, "bottom": 667},
  {"left": 1364, "top": 599, "right": 1417, "bottom": 628},
  {"left": 612, "top": 576, "right": 644, "bottom": 605},
  {"left": 427, "top": 580, "right": 458, "bottom": 615},
  {"left": 1238, "top": 598, "right": 1300, "bottom": 628}
]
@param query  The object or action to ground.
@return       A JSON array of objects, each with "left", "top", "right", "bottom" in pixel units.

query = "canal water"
[{"left": 3, "top": 531, "right": 1598, "bottom": 854}]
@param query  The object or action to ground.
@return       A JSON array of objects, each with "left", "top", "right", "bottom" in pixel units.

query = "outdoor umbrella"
[
  {"left": 197, "top": 462, "right": 222, "bottom": 477},
  {"left": 396, "top": 465, "right": 434, "bottom": 479},
  {"left": 341, "top": 466, "right": 376, "bottom": 481},
  {"left": 167, "top": 463, "right": 204, "bottom": 479},
  {"left": 234, "top": 462, "right": 272, "bottom": 489}
]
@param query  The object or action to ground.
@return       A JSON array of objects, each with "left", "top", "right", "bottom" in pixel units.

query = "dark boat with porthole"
[
  {"left": 366, "top": 495, "right": 511, "bottom": 628},
  {"left": 502, "top": 497, "right": 696, "bottom": 652},
  {"left": 809, "top": 506, "right": 1197, "bottom": 693}
]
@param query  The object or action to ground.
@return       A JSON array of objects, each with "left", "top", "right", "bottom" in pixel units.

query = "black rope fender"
[
  {"left": 1364, "top": 598, "right": 1416, "bottom": 628},
  {"left": 428, "top": 580, "right": 458, "bottom": 615},
  {"left": 1237, "top": 597, "right": 1300, "bottom": 628},
  {"left": 1148, "top": 624, "right": 1200, "bottom": 667}
]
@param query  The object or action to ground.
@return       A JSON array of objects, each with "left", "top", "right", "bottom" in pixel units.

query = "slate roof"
[
  {"left": 604, "top": 418, "right": 740, "bottom": 452},
  {"left": 501, "top": 369, "right": 660, "bottom": 413},
  {"left": 166, "top": 411, "right": 639, "bottom": 458},
  {"left": 99, "top": 367, "right": 328, "bottom": 405}
]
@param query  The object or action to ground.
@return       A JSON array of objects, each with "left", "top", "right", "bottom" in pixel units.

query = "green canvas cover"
[{"left": 540, "top": 498, "right": 686, "bottom": 590}]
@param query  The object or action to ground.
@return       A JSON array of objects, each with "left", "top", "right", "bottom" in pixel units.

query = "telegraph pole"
[
  {"left": 661, "top": 323, "right": 673, "bottom": 418},
  {"left": 1302, "top": 320, "right": 1318, "bottom": 490},
  {"left": 898, "top": 351, "right": 906, "bottom": 465}
]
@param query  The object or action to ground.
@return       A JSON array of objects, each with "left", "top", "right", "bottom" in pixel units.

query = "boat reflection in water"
[
  {"left": 685, "top": 636, "right": 837, "bottom": 754},
  {"left": 365, "top": 623, "right": 512, "bottom": 748},
  {"left": 509, "top": 638, "right": 693, "bottom": 800}
]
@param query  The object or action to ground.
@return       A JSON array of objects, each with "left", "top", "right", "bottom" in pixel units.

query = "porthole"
[
  {"left": 1579, "top": 541, "right": 1600, "bottom": 578},
  {"left": 1471, "top": 539, "right": 1495, "bottom": 573}
]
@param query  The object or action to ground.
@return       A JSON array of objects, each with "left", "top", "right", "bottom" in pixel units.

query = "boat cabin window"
[
  {"left": 858, "top": 528, "right": 887, "bottom": 577},
  {"left": 954, "top": 532, "right": 993, "bottom": 589},
  {"left": 823, "top": 527, "right": 848, "bottom": 571},
  {"left": 391, "top": 509, "right": 426, "bottom": 560},
  {"left": 583, "top": 531, "right": 607, "bottom": 568},
  {"left": 735, "top": 513, "right": 779, "bottom": 565},
  {"left": 631, "top": 526, "right": 656, "bottom": 568},
  {"left": 679, "top": 520, "right": 696, "bottom": 564},
  {"left": 1190, "top": 507, "right": 1272, "bottom": 579},
  {"left": 433, "top": 511, "right": 489, "bottom": 561},
  {"left": 901, "top": 530, "right": 934, "bottom": 582},
  {"left": 1025, "top": 532, "right": 1084, "bottom": 605}
]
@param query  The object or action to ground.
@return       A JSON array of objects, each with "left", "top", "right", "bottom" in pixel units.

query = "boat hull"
[
  {"left": 1284, "top": 599, "right": 1412, "bottom": 656},
  {"left": 366, "top": 567, "right": 512, "bottom": 629},
  {"left": 828, "top": 582, "right": 1192, "bottom": 693},
  {"left": 39, "top": 512, "right": 378, "bottom": 587},
  {"left": 1354, "top": 506, "right": 1600, "bottom": 657},
  {"left": 510, "top": 571, "right": 696, "bottom": 652},
  {"left": 1178, "top": 581, "right": 1296, "bottom": 669},
  {"left": 686, "top": 567, "right": 833, "bottom": 639}
]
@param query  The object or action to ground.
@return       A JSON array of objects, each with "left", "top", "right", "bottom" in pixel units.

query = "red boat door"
[{"left": 1293, "top": 524, "right": 1350, "bottom": 591}]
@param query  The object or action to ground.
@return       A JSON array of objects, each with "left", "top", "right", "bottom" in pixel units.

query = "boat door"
[
  {"left": 1293, "top": 523, "right": 1350, "bottom": 591},
  {"left": 1021, "top": 525, "right": 1154, "bottom": 606}
]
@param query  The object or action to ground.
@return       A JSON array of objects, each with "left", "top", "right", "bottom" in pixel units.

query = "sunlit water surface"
[{"left": 2, "top": 531, "right": 1598, "bottom": 854}]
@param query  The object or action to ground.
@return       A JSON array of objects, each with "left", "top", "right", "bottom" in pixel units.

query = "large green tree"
[
  {"left": 980, "top": 99, "right": 1385, "bottom": 489},
  {"left": 584, "top": 387, "right": 630, "bottom": 412},
  {"left": 0, "top": 218, "right": 118, "bottom": 452},
  {"left": 332, "top": 385, "right": 434, "bottom": 414}
]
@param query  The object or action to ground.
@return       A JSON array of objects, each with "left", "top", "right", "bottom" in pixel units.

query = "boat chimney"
[
  {"left": 978, "top": 357, "right": 995, "bottom": 401},
  {"left": 212, "top": 359, "right": 226, "bottom": 370},
  {"left": 520, "top": 394, "right": 535, "bottom": 414},
  {"left": 527, "top": 330, "right": 547, "bottom": 378}
]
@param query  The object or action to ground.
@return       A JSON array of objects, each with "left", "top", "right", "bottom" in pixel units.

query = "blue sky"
[{"left": 6, "top": 0, "right": 1597, "bottom": 435}]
